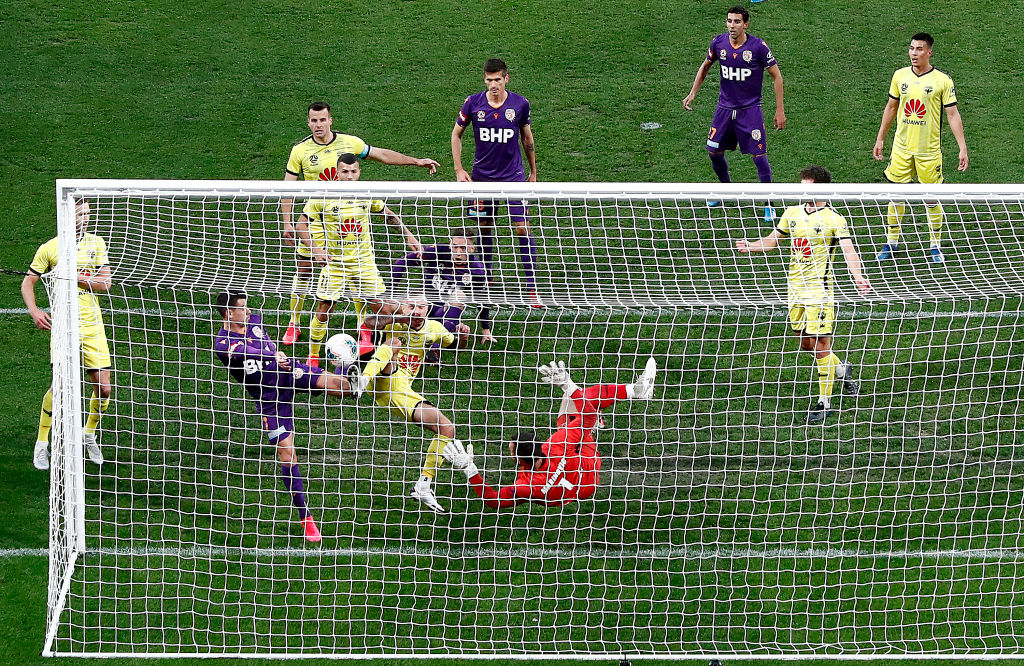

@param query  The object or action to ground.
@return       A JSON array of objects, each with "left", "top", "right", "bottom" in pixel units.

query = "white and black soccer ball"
[{"left": 325, "top": 333, "right": 358, "bottom": 369}]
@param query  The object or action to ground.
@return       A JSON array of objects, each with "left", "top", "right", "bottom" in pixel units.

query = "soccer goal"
[{"left": 45, "top": 179, "right": 1024, "bottom": 658}]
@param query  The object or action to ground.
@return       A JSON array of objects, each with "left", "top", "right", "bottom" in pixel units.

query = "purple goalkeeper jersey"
[
  {"left": 706, "top": 33, "right": 777, "bottom": 109},
  {"left": 457, "top": 91, "right": 531, "bottom": 182},
  {"left": 391, "top": 244, "right": 493, "bottom": 329},
  {"left": 214, "top": 312, "right": 291, "bottom": 403}
]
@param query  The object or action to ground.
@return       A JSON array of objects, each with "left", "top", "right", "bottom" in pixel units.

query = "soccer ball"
[{"left": 325, "top": 333, "right": 358, "bottom": 368}]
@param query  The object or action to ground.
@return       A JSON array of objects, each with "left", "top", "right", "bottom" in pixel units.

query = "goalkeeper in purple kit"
[{"left": 213, "top": 291, "right": 358, "bottom": 543}]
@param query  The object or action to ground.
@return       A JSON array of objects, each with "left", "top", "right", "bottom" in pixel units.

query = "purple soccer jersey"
[
  {"left": 214, "top": 312, "right": 322, "bottom": 442},
  {"left": 707, "top": 33, "right": 777, "bottom": 109},
  {"left": 391, "top": 244, "right": 493, "bottom": 330},
  {"left": 457, "top": 91, "right": 531, "bottom": 182}
]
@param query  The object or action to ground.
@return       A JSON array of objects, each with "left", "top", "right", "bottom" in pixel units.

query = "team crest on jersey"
[
  {"left": 476, "top": 110, "right": 486, "bottom": 121},
  {"left": 742, "top": 50, "right": 752, "bottom": 62},
  {"left": 720, "top": 49, "right": 727, "bottom": 60},
  {"left": 461, "top": 274, "right": 472, "bottom": 285},
  {"left": 293, "top": 367, "right": 305, "bottom": 379},
  {"left": 309, "top": 154, "right": 319, "bottom": 165},
  {"left": 752, "top": 129, "right": 762, "bottom": 141},
  {"left": 252, "top": 326, "right": 264, "bottom": 338},
  {"left": 924, "top": 86, "right": 933, "bottom": 95},
  {"left": 901, "top": 83, "right": 909, "bottom": 93},
  {"left": 505, "top": 108, "right": 516, "bottom": 121}
]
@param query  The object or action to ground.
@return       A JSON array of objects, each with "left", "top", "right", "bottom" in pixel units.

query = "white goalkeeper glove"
[
  {"left": 441, "top": 439, "right": 479, "bottom": 479},
  {"left": 538, "top": 359, "right": 572, "bottom": 391}
]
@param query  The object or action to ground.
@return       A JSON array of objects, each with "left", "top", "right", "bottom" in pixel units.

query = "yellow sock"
[
  {"left": 309, "top": 315, "right": 328, "bottom": 359},
  {"left": 362, "top": 344, "right": 394, "bottom": 381},
  {"left": 353, "top": 298, "right": 368, "bottom": 327},
  {"left": 37, "top": 388, "right": 53, "bottom": 443},
  {"left": 886, "top": 201, "right": 906, "bottom": 245},
  {"left": 289, "top": 274, "right": 309, "bottom": 326},
  {"left": 816, "top": 353, "right": 840, "bottom": 407},
  {"left": 421, "top": 435, "right": 451, "bottom": 480},
  {"left": 926, "top": 204, "right": 944, "bottom": 247},
  {"left": 85, "top": 392, "right": 110, "bottom": 436}
]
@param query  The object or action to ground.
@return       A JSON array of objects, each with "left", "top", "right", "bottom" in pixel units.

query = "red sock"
[{"left": 358, "top": 324, "right": 374, "bottom": 357}]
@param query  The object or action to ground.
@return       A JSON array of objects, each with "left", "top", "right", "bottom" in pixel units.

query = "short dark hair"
[
  {"left": 215, "top": 291, "right": 247, "bottom": 317},
  {"left": 448, "top": 227, "right": 475, "bottom": 242},
  {"left": 911, "top": 32, "right": 934, "bottom": 47},
  {"left": 512, "top": 431, "right": 544, "bottom": 466},
  {"left": 727, "top": 6, "right": 750, "bottom": 22},
  {"left": 799, "top": 165, "right": 832, "bottom": 184},
  {"left": 484, "top": 58, "right": 508, "bottom": 75},
  {"left": 337, "top": 152, "right": 359, "bottom": 165},
  {"left": 308, "top": 101, "right": 331, "bottom": 114}
]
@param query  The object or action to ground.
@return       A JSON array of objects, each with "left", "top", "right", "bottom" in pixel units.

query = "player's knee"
[
  {"left": 98, "top": 382, "right": 112, "bottom": 400},
  {"left": 799, "top": 337, "right": 815, "bottom": 351},
  {"left": 384, "top": 336, "right": 402, "bottom": 350}
]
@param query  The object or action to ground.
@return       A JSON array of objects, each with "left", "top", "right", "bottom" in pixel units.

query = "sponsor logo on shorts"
[
  {"left": 505, "top": 108, "right": 516, "bottom": 121},
  {"left": 752, "top": 129, "right": 762, "bottom": 141}
]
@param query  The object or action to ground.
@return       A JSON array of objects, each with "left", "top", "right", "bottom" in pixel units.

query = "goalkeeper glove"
[
  {"left": 441, "top": 439, "right": 479, "bottom": 479},
  {"left": 538, "top": 359, "right": 572, "bottom": 391}
]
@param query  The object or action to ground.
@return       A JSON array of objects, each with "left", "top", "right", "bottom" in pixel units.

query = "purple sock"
[
  {"left": 517, "top": 234, "right": 538, "bottom": 290},
  {"left": 279, "top": 464, "right": 309, "bottom": 520},
  {"left": 477, "top": 225, "right": 496, "bottom": 277},
  {"left": 753, "top": 154, "right": 773, "bottom": 183},
  {"left": 442, "top": 305, "right": 464, "bottom": 332},
  {"left": 709, "top": 152, "right": 731, "bottom": 183}
]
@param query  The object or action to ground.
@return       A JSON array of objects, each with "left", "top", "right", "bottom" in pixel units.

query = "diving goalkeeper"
[{"left": 442, "top": 358, "right": 656, "bottom": 508}]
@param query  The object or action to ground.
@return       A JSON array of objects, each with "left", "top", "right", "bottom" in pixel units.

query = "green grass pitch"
[{"left": 3, "top": 0, "right": 1024, "bottom": 664}]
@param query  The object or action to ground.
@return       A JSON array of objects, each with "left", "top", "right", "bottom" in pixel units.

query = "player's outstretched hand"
[
  {"left": 538, "top": 360, "right": 571, "bottom": 390},
  {"left": 417, "top": 158, "right": 440, "bottom": 175},
  {"left": 682, "top": 93, "right": 696, "bottom": 111},
  {"left": 442, "top": 439, "right": 479, "bottom": 479},
  {"left": 856, "top": 275, "right": 872, "bottom": 295}
]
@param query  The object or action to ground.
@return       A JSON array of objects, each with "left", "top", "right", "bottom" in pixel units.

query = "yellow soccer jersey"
[
  {"left": 29, "top": 234, "right": 109, "bottom": 327},
  {"left": 381, "top": 319, "right": 455, "bottom": 380},
  {"left": 888, "top": 66, "right": 957, "bottom": 158},
  {"left": 303, "top": 197, "right": 386, "bottom": 267},
  {"left": 285, "top": 132, "right": 371, "bottom": 181},
  {"left": 776, "top": 205, "right": 851, "bottom": 304}
]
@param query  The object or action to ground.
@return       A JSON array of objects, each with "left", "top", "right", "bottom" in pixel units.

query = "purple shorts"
[
  {"left": 258, "top": 362, "right": 323, "bottom": 443},
  {"left": 466, "top": 199, "right": 529, "bottom": 223},
  {"left": 706, "top": 105, "right": 768, "bottom": 155}
]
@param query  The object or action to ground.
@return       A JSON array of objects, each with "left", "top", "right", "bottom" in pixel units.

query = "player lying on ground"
[
  {"left": 356, "top": 295, "right": 469, "bottom": 513},
  {"left": 281, "top": 101, "right": 439, "bottom": 346},
  {"left": 735, "top": 165, "right": 872, "bottom": 423},
  {"left": 296, "top": 152, "right": 423, "bottom": 368},
  {"left": 390, "top": 226, "right": 494, "bottom": 360},
  {"left": 213, "top": 291, "right": 359, "bottom": 543},
  {"left": 443, "top": 358, "right": 657, "bottom": 509},
  {"left": 22, "top": 198, "right": 111, "bottom": 469}
]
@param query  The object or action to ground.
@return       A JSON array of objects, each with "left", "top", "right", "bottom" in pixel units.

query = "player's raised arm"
[
  {"left": 442, "top": 440, "right": 526, "bottom": 509},
  {"left": 767, "top": 64, "right": 786, "bottom": 129},
  {"left": 366, "top": 146, "right": 439, "bottom": 174},
  {"left": 683, "top": 58, "right": 714, "bottom": 110},
  {"left": 736, "top": 228, "right": 782, "bottom": 254},
  {"left": 873, "top": 97, "right": 899, "bottom": 160},
  {"left": 944, "top": 104, "right": 969, "bottom": 171},
  {"left": 382, "top": 207, "right": 422, "bottom": 256},
  {"left": 839, "top": 238, "right": 872, "bottom": 295}
]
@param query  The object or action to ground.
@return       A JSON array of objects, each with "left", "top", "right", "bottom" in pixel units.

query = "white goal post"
[{"left": 45, "top": 179, "right": 1024, "bottom": 658}]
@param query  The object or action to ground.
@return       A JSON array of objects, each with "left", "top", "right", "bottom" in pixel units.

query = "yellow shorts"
[
  {"left": 372, "top": 372, "right": 428, "bottom": 420},
  {"left": 315, "top": 262, "right": 386, "bottom": 302},
  {"left": 884, "top": 151, "right": 943, "bottom": 185},
  {"left": 55, "top": 322, "right": 111, "bottom": 370},
  {"left": 790, "top": 303, "right": 835, "bottom": 337}
]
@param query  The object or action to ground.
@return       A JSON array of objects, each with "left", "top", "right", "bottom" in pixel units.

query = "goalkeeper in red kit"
[{"left": 442, "top": 357, "right": 657, "bottom": 508}]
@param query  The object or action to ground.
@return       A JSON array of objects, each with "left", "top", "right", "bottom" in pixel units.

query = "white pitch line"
[{"left": 4, "top": 544, "right": 1024, "bottom": 561}]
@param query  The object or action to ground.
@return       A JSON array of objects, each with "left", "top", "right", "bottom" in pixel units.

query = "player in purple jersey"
[
  {"left": 213, "top": 291, "right": 358, "bottom": 543},
  {"left": 390, "top": 228, "right": 495, "bottom": 359},
  {"left": 451, "top": 58, "right": 541, "bottom": 307},
  {"left": 683, "top": 6, "right": 786, "bottom": 221}
]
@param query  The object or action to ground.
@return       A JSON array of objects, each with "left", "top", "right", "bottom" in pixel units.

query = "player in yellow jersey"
[
  {"left": 280, "top": 101, "right": 440, "bottom": 346},
  {"left": 736, "top": 166, "right": 872, "bottom": 423},
  {"left": 21, "top": 200, "right": 112, "bottom": 469},
  {"left": 297, "top": 153, "right": 423, "bottom": 369},
  {"left": 873, "top": 33, "right": 968, "bottom": 264},
  {"left": 355, "top": 295, "right": 468, "bottom": 513}
]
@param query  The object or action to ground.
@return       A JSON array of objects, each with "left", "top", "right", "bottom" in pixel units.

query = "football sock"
[
  {"left": 927, "top": 204, "right": 944, "bottom": 247},
  {"left": 518, "top": 234, "right": 539, "bottom": 290},
  {"left": 37, "top": 388, "right": 53, "bottom": 444},
  {"left": 84, "top": 391, "right": 109, "bottom": 437},
  {"left": 358, "top": 323, "right": 375, "bottom": 357},
  {"left": 420, "top": 435, "right": 451, "bottom": 481},
  {"left": 289, "top": 275, "right": 310, "bottom": 326},
  {"left": 361, "top": 344, "right": 394, "bottom": 381},
  {"left": 816, "top": 353, "right": 841, "bottom": 408},
  {"left": 477, "top": 225, "right": 496, "bottom": 276},
  {"left": 886, "top": 202, "right": 906, "bottom": 245},
  {"left": 279, "top": 464, "right": 310, "bottom": 520},
  {"left": 709, "top": 152, "right": 732, "bottom": 183},
  {"left": 753, "top": 154, "right": 773, "bottom": 183},
  {"left": 441, "top": 305, "right": 463, "bottom": 332},
  {"left": 309, "top": 314, "right": 328, "bottom": 359}
]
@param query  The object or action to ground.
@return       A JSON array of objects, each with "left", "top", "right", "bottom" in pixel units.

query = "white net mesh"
[{"left": 46, "top": 180, "right": 1024, "bottom": 657}]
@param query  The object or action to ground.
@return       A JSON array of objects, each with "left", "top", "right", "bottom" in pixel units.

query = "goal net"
[{"left": 45, "top": 179, "right": 1024, "bottom": 658}]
